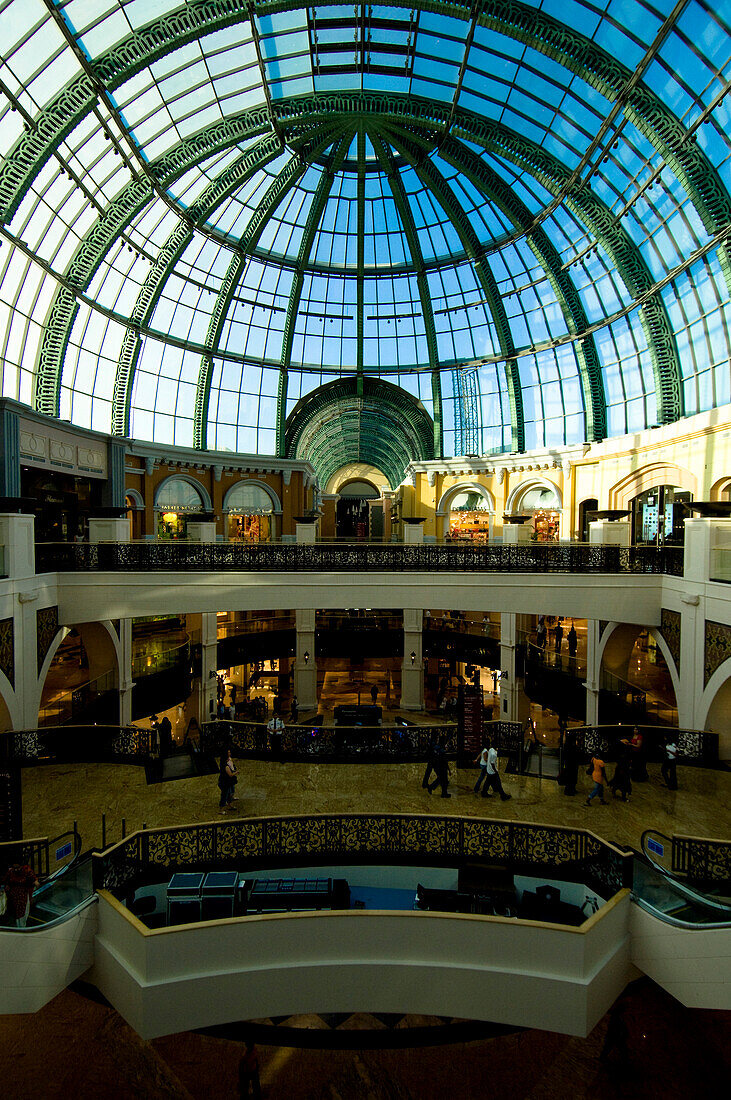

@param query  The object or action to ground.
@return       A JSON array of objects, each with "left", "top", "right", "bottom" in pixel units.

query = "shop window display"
[
  {"left": 448, "top": 491, "right": 492, "bottom": 541},
  {"left": 225, "top": 483, "right": 275, "bottom": 542}
]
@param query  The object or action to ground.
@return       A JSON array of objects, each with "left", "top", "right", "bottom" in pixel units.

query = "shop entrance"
[
  {"left": 447, "top": 490, "right": 492, "bottom": 541},
  {"left": 630, "top": 485, "right": 691, "bottom": 546},
  {"left": 336, "top": 481, "right": 379, "bottom": 539}
]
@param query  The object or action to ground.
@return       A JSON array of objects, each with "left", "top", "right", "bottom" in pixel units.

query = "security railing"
[
  {"left": 0, "top": 724, "right": 156, "bottom": 766},
  {"left": 92, "top": 812, "right": 633, "bottom": 904},
  {"left": 34, "top": 541, "right": 684, "bottom": 575},
  {"left": 202, "top": 719, "right": 458, "bottom": 760},
  {"left": 570, "top": 724, "right": 717, "bottom": 767}
]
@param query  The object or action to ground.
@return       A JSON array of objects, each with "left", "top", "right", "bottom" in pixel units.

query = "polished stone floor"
[{"left": 21, "top": 753, "right": 731, "bottom": 856}]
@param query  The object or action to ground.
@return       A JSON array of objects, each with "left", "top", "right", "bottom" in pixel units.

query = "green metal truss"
[
  {"left": 384, "top": 126, "right": 525, "bottom": 453},
  {"left": 437, "top": 134, "right": 607, "bottom": 441},
  {"left": 187, "top": 122, "right": 345, "bottom": 448},
  {"left": 369, "top": 132, "right": 443, "bottom": 458},
  {"left": 284, "top": 376, "right": 435, "bottom": 488}
]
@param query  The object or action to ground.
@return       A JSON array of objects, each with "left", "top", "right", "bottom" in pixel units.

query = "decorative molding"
[
  {"left": 19, "top": 431, "right": 47, "bottom": 460},
  {"left": 36, "top": 606, "right": 59, "bottom": 675},
  {"left": 659, "top": 608, "right": 681, "bottom": 674},
  {"left": 704, "top": 619, "right": 731, "bottom": 687},
  {"left": 0, "top": 617, "right": 14, "bottom": 688}
]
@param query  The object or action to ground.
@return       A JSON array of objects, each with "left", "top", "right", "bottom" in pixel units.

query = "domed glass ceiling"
[{"left": 0, "top": 0, "right": 730, "bottom": 461}]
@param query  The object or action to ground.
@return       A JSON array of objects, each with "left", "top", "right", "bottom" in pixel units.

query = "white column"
[
  {"left": 201, "top": 612, "right": 219, "bottom": 721},
  {"left": 187, "top": 521, "right": 217, "bottom": 543},
  {"left": 89, "top": 517, "right": 130, "bottom": 543},
  {"left": 679, "top": 597, "right": 703, "bottom": 730},
  {"left": 295, "top": 608, "right": 317, "bottom": 710},
  {"left": 499, "top": 612, "right": 519, "bottom": 721},
  {"left": 403, "top": 522, "right": 425, "bottom": 545},
  {"left": 588, "top": 520, "right": 630, "bottom": 546},
  {"left": 0, "top": 512, "right": 35, "bottom": 579},
  {"left": 400, "top": 608, "right": 424, "bottom": 710},
  {"left": 502, "top": 522, "right": 531, "bottom": 545},
  {"left": 295, "top": 521, "right": 318, "bottom": 544},
  {"left": 118, "top": 617, "right": 134, "bottom": 726},
  {"left": 584, "top": 619, "right": 602, "bottom": 725}
]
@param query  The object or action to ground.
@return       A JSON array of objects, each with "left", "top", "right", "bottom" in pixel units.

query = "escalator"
[{"left": 632, "top": 829, "right": 731, "bottom": 928}]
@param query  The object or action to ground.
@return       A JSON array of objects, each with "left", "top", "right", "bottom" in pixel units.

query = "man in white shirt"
[
  {"left": 473, "top": 745, "right": 490, "bottom": 794},
  {"left": 661, "top": 737, "right": 678, "bottom": 789},
  {"left": 267, "top": 714, "right": 284, "bottom": 760},
  {"left": 480, "top": 738, "right": 512, "bottom": 802}
]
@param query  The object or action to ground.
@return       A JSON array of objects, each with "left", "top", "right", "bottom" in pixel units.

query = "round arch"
[
  {"left": 608, "top": 463, "right": 697, "bottom": 511},
  {"left": 698, "top": 659, "right": 731, "bottom": 761},
  {"left": 596, "top": 621, "right": 680, "bottom": 725},
  {"left": 124, "top": 487, "right": 144, "bottom": 509},
  {"left": 436, "top": 482, "right": 496, "bottom": 516},
  {"left": 709, "top": 476, "right": 731, "bottom": 502},
  {"left": 0, "top": 669, "right": 18, "bottom": 732},
  {"left": 326, "top": 463, "right": 390, "bottom": 496},
  {"left": 36, "top": 621, "right": 122, "bottom": 727},
  {"left": 153, "top": 475, "right": 212, "bottom": 513},
  {"left": 222, "top": 480, "right": 282, "bottom": 514},
  {"left": 504, "top": 478, "right": 562, "bottom": 514}
]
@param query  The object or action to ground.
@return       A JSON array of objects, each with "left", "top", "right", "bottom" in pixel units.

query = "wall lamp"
[
  {"left": 304, "top": 651, "right": 310, "bottom": 664},
  {"left": 410, "top": 651, "right": 417, "bottom": 665}
]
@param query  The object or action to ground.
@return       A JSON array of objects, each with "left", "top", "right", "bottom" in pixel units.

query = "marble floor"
[{"left": 21, "top": 753, "right": 731, "bottom": 856}]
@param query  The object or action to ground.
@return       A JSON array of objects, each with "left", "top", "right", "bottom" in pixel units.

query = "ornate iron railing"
[
  {"left": 672, "top": 834, "right": 731, "bottom": 886},
  {"left": 0, "top": 725, "right": 155, "bottom": 766},
  {"left": 571, "top": 724, "right": 718, "bottom": 767},
  {"left": 202, "top": 720, "right": 458, "bottom": 761},
  {"left": 92, "top": 812, "right": 632, "bottom": 904},
  {"left": 34, "top": 541, "right": 684, "bottom": 576}
]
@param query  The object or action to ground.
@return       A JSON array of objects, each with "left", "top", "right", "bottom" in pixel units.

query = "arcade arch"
[
  {"left": 597, "top": 623, "right": 679, "bottom": 726},
  {"left": 37, "top": 621, "right": 121, "bottom": 726},
  {"left": 436, "top": 482, "right": 495, "bottom": 541}
]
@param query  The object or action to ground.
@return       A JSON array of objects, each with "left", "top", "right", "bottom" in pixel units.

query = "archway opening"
[
  {"left": 225, "top": 483, "right": 275, "bottom": 543},
  {"left": 336, "top": 480, "right": 380, "bottom": 539},
  {"left": 600, "top": 625, "right": 678, "bottom": 726},
  {"left": 38, "top": 624, "right": 118, "bottom": 726},
  {"left": 705, "top": 675, "right": 731, "bottom": 761},
  {"left": 447, "top": 490, "right": 493, "bottom": 542},
  {"left": 513, "top": 485, "right": 561, "bottom": 541},
  {"left": 155, "top": 478, "right": 207, "bottom": 539}
]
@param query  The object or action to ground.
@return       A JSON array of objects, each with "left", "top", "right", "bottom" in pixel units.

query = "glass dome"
[{"left": 0, "top": 1, "right": 729, "bottom": 461}]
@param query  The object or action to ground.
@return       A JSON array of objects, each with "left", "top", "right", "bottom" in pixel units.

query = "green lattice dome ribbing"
[{"left": 0, "top": 1, "right": 730, "bottom": 463}]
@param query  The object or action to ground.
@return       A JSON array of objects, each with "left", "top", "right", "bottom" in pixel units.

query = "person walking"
[
  {"left": 267, "top": 713, "right": 284, "bottom": 759},
  {"left": 628, "top": 727, "right": 649, "bottom": 781},
  {"left": 421, "top": 732, "right": 439, "bottom": 789},
  {"left": 480, "top": 737, "right": 512, "bottom": 801},
  {"left": 238, "top": 1041, "right": 262, "bottom": 1099},
  {"left": 661, "top": 736, "right": 679, "bottom": 789},
  {"left": 586, "top": 754, "right": 607, "bottom": 805},
  {"left": 217, "top": 747, "right": 237, "bottom": 811},
  {"left": 290, "top": 694, "right": 298, "bottom": 722},
  {"left": 473, "top": 744, "right": 490, "bottom": 794},
  {"left": 3, "top": 863, "right": 38, "bottom": 927},
  {"left": 554, "top": 620, "right": 564, "bottom": 655},
  {"left": 427, "top": 736, "right": 451, "bottom": 797},
  {"left": 567, "top": 624, "right": 578, "bottom": 660},
  {"left": 370, "top": 683, "right": 378, "bottom": 705},
  {"left": 610, "top": 741, "right": 632, "bottom": 802}
]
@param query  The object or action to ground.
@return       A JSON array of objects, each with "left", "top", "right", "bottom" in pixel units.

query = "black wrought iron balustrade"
[
  {"left": 202, "top": 720, "right": 457, "bottom": 761},
  {"left": 34, "top": 540, "right": 684, "bottom": 575},
  {"left": 0, "top": 724, "right": 155, "bottom": 766},
  {"left": 93, "top": 812, "right": 632, "bottom": 904},
  {"left": 571, "top": 724, "right": 718, "bottom": 767}
]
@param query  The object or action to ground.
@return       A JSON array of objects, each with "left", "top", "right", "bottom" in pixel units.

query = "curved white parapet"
[
  {"left": 0, "top": 899, "right": 97, "bottom": 1014},
  {"left": 89, "top": 889, "right": 633, "bottom": 1040},
  {"left": 630, "top": 904, "right": 731, "bottom": 1009}
]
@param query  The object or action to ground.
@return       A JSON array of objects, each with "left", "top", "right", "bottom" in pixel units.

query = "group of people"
[
  {"left": 561, "top": 727, "right": 680, "bottom": 805},
  {"left": 535, "top": 617, "right": 578, "bottom": 661},
  {"left": 420, "top": 735, "right": 512, "bottom": 802}
]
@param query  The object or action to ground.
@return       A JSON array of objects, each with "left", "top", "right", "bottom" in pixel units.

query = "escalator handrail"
[
  {"left": 639, "top": 831, "right": 731, "bottom": 915},
  {"left": 0, "top": 892, "right": 97, "bottom": 934},
  {"left": 631, "top": 892, "right": 731, "bottom": 930}
]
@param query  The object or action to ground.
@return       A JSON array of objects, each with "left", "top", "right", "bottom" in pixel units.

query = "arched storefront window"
[
  {"left": 225, "top": 483, "right": 275, "bottom": 543},
  {"left": 515, "top": 485, "right": 561, "bottom": 542},
  {"left": 448, "top": 490, "right": 493, "bottom": 541},
  {"left": 155, "top": 478, "right": 206, "bottom": 540}
]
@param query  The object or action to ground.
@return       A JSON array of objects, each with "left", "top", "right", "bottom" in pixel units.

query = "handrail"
[
  {"left": 639, "top": 830, "right": 731, "bottom": 912},
  {"left": 567, "top": 723, "right": 717, "bottom": 766},
  {"left": 1, "top": 724, "right": 155, "bottom": 765},
  {"left": 92, "top": 812, "right": 633, "bottom": 905},
  {"left": 33, "top": 541, "right": 684, "bottom": 576}
]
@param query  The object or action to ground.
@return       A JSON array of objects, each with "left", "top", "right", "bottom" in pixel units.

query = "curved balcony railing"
[
  {"left": 202, "top": 719, "right": 460, "bottom": 761},
  {"left": 92, "top": 812, "right": 633, "bottom": 905},
  {"left": 34, "top": 541, "right": 684, "bottom": 576},
  {"left": 569, "top": 724, "right": 718, "bottom": 767},
  {"left": 1, "top": 724, "right": 156, "bottom": 766}
]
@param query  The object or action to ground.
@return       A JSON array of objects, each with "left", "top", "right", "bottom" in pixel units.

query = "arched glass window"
[
  {"left": 450, "top": 490, "right": 492, "bottom": 512},
  {"left": 155, "top": 479, "right": 205, "bottom": 512},
  {"left": 225, "top": 483, "right": 274, "bottom": 515},
  {"left": 518, "top": 487, "right": 561, "bottom": 512}
]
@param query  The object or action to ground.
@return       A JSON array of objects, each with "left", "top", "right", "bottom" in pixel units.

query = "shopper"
[
  {"left": 267, "top": 713, "right": 284, "bottom": 759},
  {"left": 473, "top": 744, "right": 490, "bottom": 794},
  {"left": 217, "top": 747, "right": 237, "bottom": 811},
  {"left": 554, "top": 621, "right": 564, "bottom": 653},
  {"left": 586, "top": 755, "right": 607, "bottom": 805},
  {"left": 661, "top": 736, "right": 679, "bottom": 789},
  {"left": 480, "top": 737, "right": 512, "bottom": 801},
  {"left": 610, "top": 741, "right": 632, "bottom": 802},
  {"left": 3, "top": 863, "right": 38, "bottom": 927},
  {"left": 628, "top": 726, "right": 649, "bottom": 781},
  {"left": 567, "top": 624, "right": 578, "bottom": 659},
  {"left": 427, "top": 736, "right": 451, "bottom": 797},
  {"left": 238, "top": 1041, "right": 262, "bottom": 1099}
]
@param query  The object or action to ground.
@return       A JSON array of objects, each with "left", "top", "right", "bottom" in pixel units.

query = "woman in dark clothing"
[
  {"left": 561, "top": 729, "right": 580, "bottom": 796},
  {"left": 610, "top": 741, "right": 633, "bottom": 802},
  {"left": 217, "top": 747, "right": 237, "bottom": 810}
]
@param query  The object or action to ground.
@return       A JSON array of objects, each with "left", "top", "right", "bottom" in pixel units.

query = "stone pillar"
[
  {"left": 684, "top": 517, "right": 731, "bottom": 583},
  {"left": 118, "top": 617, "right": 134, "bottom": 726},
  {"left": 400, "top": 608, "right": 424, "bottom": 710},
  {"left": 584, "top": 619, "right": 602, "bottom": 725},
  {"left": 187, "top": 521, "right": 217, "bottom": 543},
  {"left": 502, "top": 521, "right": 532, "bottom": 545},
  {"left": 201, "top": 612, "right": 219, "bottom": 721},
  {"left": 102, "top": 438, "right": 127, "bottom": 509},
  {"left": 588, "top": 520, "right": 630, "bottom": 546},
  {"left": 89, "top": 517, "right": 130, "bottom": 543},
  {"left": 678, "top": 596, "right": 703, "bottom": 730},
  {"left": 0, "top": 406, "right": 21, "bottom": 497},
  {"left": 499, "top": 612, "right": 519, "bottom": 721},
  {"left": 0, "top": 513, "right": 35, "bottom": 579},
  {"left": 295, "top": 609, "right": 317, "bottom": 710},
  {"left": 295, "top": 521, "right": 318, "bottom": 545},
  {"left": 403, "top": 519, "right": 425, "bottom": 545}
]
